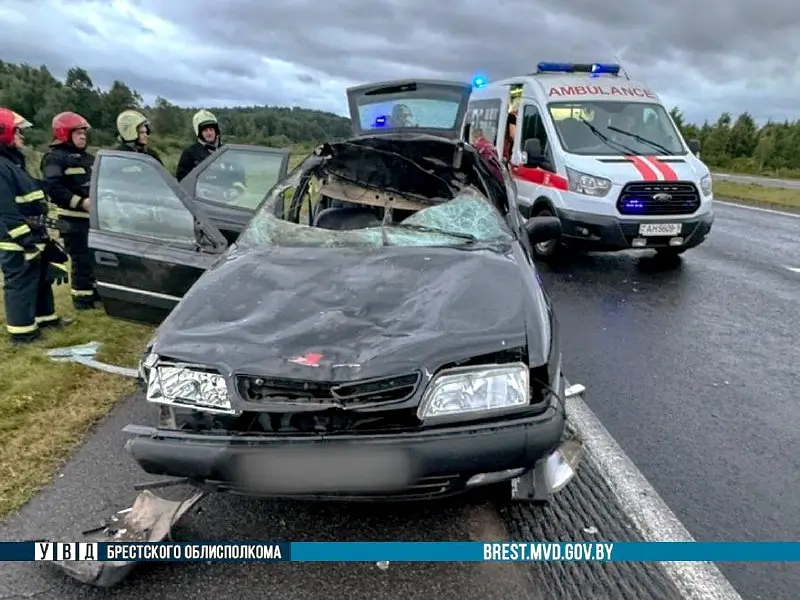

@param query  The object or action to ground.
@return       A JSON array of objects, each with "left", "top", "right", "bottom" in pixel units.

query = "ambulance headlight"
[
  {"left": 417, "top": 363, "right": 529, "bottom": 422},
  {"left": 700, "top": 174, "right": 712, "bottom": 196},
  {"left": 146, "top": 361, "right": 234, "bottom": 413},
  {"left": 566, "top": 167, "right": 612, "bottom": 197}
]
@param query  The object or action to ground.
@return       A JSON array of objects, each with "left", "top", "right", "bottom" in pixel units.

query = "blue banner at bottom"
[{"left": 0, "top": 541, "right": 798, "bottom": 563}]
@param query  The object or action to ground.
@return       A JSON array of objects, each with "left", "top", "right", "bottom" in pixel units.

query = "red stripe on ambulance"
[
  {"left": 511, "top": 165, "right": 569, "bottom": 191},
  {"left": 641, "top": 156, "right": 678, "bottom": 180},
  {"left": 625, "top": 156, "right": 658, "bottom": 181}
]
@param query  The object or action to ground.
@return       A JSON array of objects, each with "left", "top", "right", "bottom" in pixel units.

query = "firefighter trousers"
[
  {"left": 0, "top": 249, "right": 57, "bottom": 341},
  {"left": 59, "top": 218, "right": 96, "bottom": 309}
]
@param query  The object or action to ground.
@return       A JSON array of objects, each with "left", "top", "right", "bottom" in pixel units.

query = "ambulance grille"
[{"left": 617, "top": 182, "right": 701, "bottom": 216}]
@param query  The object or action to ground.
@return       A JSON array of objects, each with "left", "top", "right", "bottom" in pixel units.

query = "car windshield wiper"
[
  {"left": 606, "top": 126, "right": 673, "bottom": 155},
  {"left": 577, "top": 118, "right": 638, "bottom": 155},
  {"left": 391, "top": 222, "right": 482, "bottom": 244}
]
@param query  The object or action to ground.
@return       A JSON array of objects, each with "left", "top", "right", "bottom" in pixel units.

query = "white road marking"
[
  {"left": 785, "top": 266, "right": 800, "bottom": 273},
  {"left": 713, "top": 199, "right": 800, "bottom": 219},
  {"left": 566, "top": 392, "right": 743, "bottom": 600}
]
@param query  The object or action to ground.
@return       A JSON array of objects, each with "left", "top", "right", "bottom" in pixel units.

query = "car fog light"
[
  {"left": 632, "top": 237, "right": 647, "bottom": 247},
  {"left": 669, "top": 237, "right": 684, "bottom": 246},
  {"left": 546, "top": 439, "right": 584, "bottom": 494}
]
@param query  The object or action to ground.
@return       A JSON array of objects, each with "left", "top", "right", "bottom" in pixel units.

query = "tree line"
[
  {"left": 0, "top": 61, "right": 352, "bottom": 157},
  {"left": 2, "top": 61, "right": 799, "bottom": 177}
]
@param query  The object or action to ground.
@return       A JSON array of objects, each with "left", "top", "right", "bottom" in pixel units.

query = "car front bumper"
[
  {"left": 555, "top": 207, "right": 714, "bottom": 252},
  {"left": 123, "top": 400, "right": 571, "bottom": 501}
]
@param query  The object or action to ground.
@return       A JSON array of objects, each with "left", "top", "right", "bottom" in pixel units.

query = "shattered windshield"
[
  {"left": 548, "top": 101, "right": 686, "bottom": 156},
  {"left": 236, "top": 172, "right": 514, "bottom": 250}
]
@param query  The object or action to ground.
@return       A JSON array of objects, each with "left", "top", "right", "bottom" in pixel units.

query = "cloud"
[{"left": 1, "top": 0, "right": 799, "bottom": 123}]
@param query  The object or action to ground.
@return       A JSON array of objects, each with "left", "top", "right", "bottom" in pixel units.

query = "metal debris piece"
[
  {"left": 47, "top": 489, "right": 206, "bottom": 587},
  {"left": 46, "top": 342, "right": 138, "bottom": 378},
  {"left": 376, "top": 561, "right": 390, "bottom": 570}
]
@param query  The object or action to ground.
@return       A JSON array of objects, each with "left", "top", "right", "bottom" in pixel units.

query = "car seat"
[{"left": 312, "top": 206, "right": 383, "bottom": 230}]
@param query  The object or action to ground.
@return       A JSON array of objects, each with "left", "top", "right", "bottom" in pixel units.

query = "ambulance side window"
[{"left": 520, "top": 104, "right": 554, "bottom": 171}]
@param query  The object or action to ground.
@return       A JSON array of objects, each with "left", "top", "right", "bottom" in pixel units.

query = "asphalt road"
[
  {"left": 713, "top": 171, "right": 800, "bottom": 190},
  {"left": 1, "top": 198, "right": 798, "bottom": 600}
]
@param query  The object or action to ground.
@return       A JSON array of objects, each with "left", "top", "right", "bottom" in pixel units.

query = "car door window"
[
  {"left": 520, "top": 104, "right": 555, "bottom": 169},
  {"left": 192, "top": 148, "right": 289, "bottom": 211},
  {"left": 95, "top": 155, "right": 197, "bottom": 243}
]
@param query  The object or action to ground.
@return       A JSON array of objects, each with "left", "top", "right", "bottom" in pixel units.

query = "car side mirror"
[
  {"left": 524, "top": 215, "right": 561, "bottom": 245},
  {"left": 523, "top": 138, "right": 545, "bottom": 167},
  {"left": 687, "top": 139, "right": 701, "bottom": 154}
]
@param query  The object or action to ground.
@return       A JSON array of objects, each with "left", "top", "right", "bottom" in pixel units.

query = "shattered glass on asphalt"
[{"left": 236, "top": 185, "right": 514, "bottom": 249}]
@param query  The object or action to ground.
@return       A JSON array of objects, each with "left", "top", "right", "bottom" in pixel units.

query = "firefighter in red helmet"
[
  {"left": 40, "top": 111, "right": 98, "bottom": 310},
  {"left": 0, "top": 108, "right": 71, "bottom": 344}
]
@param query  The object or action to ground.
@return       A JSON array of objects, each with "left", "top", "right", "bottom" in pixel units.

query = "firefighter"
[
  {"left": 115, "top": 109, "right": 163, "bottom": 164},
  {"left": 175, "top": 110, "right": 246, "bottom": 200},
  {"left": 0, "top": 108, "right": 71, "bottom": 344},
  {"left": 40, "top": 111, "right": 98, "bottom": 310}
]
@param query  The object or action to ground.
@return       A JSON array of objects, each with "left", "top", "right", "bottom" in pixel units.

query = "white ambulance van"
[{"left": 463, "top": 63, "right": 714, "bottom": 260}]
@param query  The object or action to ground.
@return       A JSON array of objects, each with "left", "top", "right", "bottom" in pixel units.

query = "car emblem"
[
  {"left": 652, "top": 193, "right": 672, "bottom": 201},
  {"left": 288, "top": 352, "right": 323, "bottom": 367}
]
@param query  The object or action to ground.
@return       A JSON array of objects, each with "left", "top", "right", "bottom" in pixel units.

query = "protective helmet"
[
  {"left": 192, "top": 109, "right": 218, "bottom": 138},
  {"left": 116, "top": 109, "right": 150, "bottom": 143},
  {"left": 0, "top": 109, "right": 31, "bottom": 145},
  {"left": 52, "top": 111, "right": 91, "bottom": 144}
]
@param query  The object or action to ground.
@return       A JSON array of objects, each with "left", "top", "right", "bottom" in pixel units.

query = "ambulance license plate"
[{"left": 639, "top": 223, "right": 681, "bottom": 236}]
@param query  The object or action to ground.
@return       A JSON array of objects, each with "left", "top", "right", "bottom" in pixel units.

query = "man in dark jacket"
[
  {"left": 176, "top": 110, "right": 246, "bottom": 200},
  {"left": 40, "top": 111, "right": 98, "bottom": 310},
  {"left": 0, "top": 108, "right": 71, "bottom": 344},
  {"left": 115, "top": 109, "right": 162, "bottom": 164}
]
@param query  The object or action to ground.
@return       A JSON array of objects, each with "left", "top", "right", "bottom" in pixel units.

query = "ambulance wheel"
[{"left": 531, "top": 208, "right": 565, "bottom": 261}]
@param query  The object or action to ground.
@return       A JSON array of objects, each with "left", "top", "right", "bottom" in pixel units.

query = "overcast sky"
[{"left": 2, "top": 0, "right": 800, "bottom": 125}]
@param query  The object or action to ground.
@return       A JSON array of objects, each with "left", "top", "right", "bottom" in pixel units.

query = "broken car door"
[
  {"left": 346, "top": 79, "right": 473, "bottom": 139},
  {"left": 178, "top": 144, "right": 291, "bottom": 244},
  {"left": 88, "top": 150, "right": 229, "bottom": 325}
]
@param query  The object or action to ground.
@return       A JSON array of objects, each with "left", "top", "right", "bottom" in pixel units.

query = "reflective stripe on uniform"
[
  {"left": 15, "top": 190, "right": 45, "bottom": 204},
  {"left": 71, "top": 289, "right": 95, "bottom": 297},
  {"left": 8, "top": 223, "right": 31, "bottom": 239},
  {"left": 35, "top": 313, "right": 59, "bottom": 323},
  {"left": 0, "top": 241, "right": 44, "bottom": 260},
  {"left": 64, "top": 167, "right": 86, "bottom": 175},
  {"left": 7, "top": 322, "right": 38, "bottom": 334},
  {"left": 69, "top": 195, "right": 85, "bottom": 209},
  {"left": 57, "top": 208, "right": 89, "bottom": 219}
]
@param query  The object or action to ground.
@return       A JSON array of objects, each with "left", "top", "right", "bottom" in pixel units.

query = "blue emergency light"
[
  {"left": 536, "top": 62, "right": 620, "bottom": 76},
  {"left": 472, "top": 75, "right": 487, "bottom": 88}
]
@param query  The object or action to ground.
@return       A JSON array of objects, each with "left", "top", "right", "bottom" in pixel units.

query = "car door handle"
[{"left": 95, "top": 251, "right": 119, "bottom": 267}]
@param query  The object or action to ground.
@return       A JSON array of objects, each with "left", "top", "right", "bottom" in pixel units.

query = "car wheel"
[{"left": 531, "top": 208, "right": 565, "bottom": 261}]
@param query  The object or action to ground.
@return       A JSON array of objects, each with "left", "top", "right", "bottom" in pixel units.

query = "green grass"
[{"left": 714, "top": 180, "right": 800, "bottom": 212}]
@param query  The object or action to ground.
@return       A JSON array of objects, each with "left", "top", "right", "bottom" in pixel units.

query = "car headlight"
[
  {"left": 417, "top": 363, "right": 529, "bottom": 422},
  {"left": 145, "top": 359, "right": 234, "bottom": 414},
  {"left": 700, "top": 174, "right": 712, "bottom": 196},
  {"left": 566, "top": 167, "right": 612, "bottom": 197}
]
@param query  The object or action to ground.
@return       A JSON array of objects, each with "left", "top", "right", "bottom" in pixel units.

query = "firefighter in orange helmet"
[
  {"left": 40, "top": 111, "right": 98, "bottom": 310},
  {"left": 0, "top": 108, "right": 71, "bottom": 344}
]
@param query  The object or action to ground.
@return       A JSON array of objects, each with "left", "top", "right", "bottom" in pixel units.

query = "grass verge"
[
  {"left": 0, "top": 283, "right": 154, "bottom": 518},
  {"left": 714, "top": 181, "right": 800, "bottom": 212}
]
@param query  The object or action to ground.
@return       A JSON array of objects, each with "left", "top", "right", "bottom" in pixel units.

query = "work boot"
[
  {"left": 73, "top": 297, "right": 96, "bottom": 311},
  {"left": 9, "top": 328, "right": 42, "bottom": 346},
  {"left": 38, "top": 316, "right": 76, "bottom": 330}
]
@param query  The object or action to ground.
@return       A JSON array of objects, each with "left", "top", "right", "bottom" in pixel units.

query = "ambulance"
[{"left": 463, "top": 63, "right": 714, "bottom": 260}]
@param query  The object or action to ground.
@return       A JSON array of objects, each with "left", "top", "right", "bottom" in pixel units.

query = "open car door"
[
  {"left": 87, "top": 150, "right": 230, "bottom": 325},
  {"left": 346, "top": 79, "right": 473, "bottom": 139},
  {"left": 179, "top": 144, "right": 290, "bottom": 244}
]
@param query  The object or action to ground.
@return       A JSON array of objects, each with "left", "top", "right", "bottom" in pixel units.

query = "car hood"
[
  {"left": 150, "top": 246, "right": 545, "bottom": 381},
  {"left": 568, "top": 153, "right": 709, "bottom": 186}
]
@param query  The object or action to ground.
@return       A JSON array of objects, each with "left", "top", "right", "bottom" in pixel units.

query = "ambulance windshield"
[{"left": 548, "top": 101, "right": 686, "bottom": 156}]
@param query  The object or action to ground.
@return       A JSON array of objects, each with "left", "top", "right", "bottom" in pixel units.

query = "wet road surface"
[{"left": 1, "top": 198, "right": 798, "bottom": 600}]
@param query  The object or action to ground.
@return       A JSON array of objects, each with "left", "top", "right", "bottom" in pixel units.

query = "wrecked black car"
[{"left": 86, "top": 79, "right": 585, "bottom": 504}]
